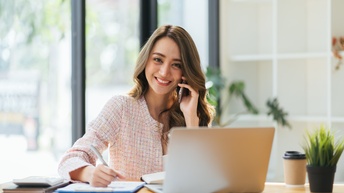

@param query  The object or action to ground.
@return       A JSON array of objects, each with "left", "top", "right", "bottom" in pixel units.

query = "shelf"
[
  {"left": 231, "top": 114, "right": 344, "bottom": 123},
  {"left": 234, "top": 114, "right": 271, "bottom": 121},
  {"left": 277, "top": 53, "right": 328, "bottom": 60},
  {"left": 230, "top": 52, "right": 329, "bottom": 62},
  {"left": 331, "top": 117, "right": 344, "bottom": 122},
  {"left": 287, "top": 115, "right": 329, "bottom": 122},
  {"left": 230, "top": 54, "right": 273, "bottom": 62},
  {"left": 221, "top": 0, "right": 344, "bottom": 183},
  {"left": 230, "top": 0, "right": 271, "bottom": 3}
]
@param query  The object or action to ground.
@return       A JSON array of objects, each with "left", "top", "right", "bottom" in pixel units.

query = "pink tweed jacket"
[{"left": 58, "top": 95, "right": 164, "bottom": 180}]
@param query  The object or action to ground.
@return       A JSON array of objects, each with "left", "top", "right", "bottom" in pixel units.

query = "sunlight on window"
[
  {"left": 85, "top": 0, "right": 139, "bottom": 122},
  {"left": 0, "top": 0, "right": 71, "bottom": 183},
  {"left": 158, "top": 0, "right": 209, "bottom": 70}
]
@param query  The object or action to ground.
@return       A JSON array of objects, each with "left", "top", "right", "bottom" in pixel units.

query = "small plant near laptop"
[
  {"left": 302, "top": 125, "right": 344, "bottom": 192},
  {"left": 303, "top": 125, "right": 344, "bottom": 167}
]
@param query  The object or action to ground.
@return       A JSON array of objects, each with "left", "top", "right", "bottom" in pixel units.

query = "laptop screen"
[{"left": 162, "top": 127, "right": 275, "bottom": 193}]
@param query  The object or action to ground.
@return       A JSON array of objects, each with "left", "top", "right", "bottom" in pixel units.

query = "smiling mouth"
[{"left": 156, "top": 77, "right": 171, "bottom": 85}]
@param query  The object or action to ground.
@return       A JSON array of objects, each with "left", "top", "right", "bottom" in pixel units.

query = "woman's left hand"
[{"left": 178, "top": 80, "right": 199, "bottom": 127}]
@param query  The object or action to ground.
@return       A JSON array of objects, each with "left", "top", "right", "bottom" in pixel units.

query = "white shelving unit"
[{"left": 220, "top": 0, "right": 344, "bottom": 182}]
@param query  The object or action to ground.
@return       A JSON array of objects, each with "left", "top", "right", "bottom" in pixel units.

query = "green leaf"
[
  {"left": 303, "top": 125, "right": 344, "bottom": 167},
  {"left": 266, "top": 98, "right": 291, "bottom": 128},
  {"left": 228, "top": 81, "right": 259, "bottom": 114}
]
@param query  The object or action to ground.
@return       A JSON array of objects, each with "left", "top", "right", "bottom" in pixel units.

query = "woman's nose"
[{"left": 159, "top": 63, "right": 170, "bottom": 76}]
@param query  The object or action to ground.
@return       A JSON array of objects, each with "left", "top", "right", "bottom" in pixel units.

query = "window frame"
[{"left": 71, "top": 0, "right": 219, "bottom": 141}]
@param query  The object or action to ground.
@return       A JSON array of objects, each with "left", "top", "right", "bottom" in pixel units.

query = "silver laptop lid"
[{"left": 163, "top": 127, "right": 275, "bottom": 193}]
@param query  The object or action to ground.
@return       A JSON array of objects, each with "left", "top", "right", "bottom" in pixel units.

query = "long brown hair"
[{"left": 128, "top": 25, "right": 215, "bottom": 141}]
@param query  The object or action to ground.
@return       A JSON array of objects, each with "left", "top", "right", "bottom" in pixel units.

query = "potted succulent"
[{"left": 302, "top": 125, "right": 344, "bottom": 192}]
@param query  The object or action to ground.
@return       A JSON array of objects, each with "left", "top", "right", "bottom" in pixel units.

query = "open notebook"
[
  {"left": 144, "top": 126, "right": 275, "bottom": 193},
  {"left": 55, "top": 181, "right": 145, "bottom": 193}
]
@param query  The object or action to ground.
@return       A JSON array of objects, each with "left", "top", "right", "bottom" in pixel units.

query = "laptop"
[{"left": 145, "top": 126, "right": 275, "bottom": 193}]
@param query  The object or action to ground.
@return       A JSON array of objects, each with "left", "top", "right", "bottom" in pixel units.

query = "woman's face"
[{"left": 145, "top": 37, "right": 183, "bottom": 97}]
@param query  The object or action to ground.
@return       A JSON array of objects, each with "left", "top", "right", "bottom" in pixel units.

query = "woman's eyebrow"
[
  {"left": 152, "top": 52, "right": 165, "bottom": 57},
  {"left": 152, "top": 52, "right": 182, "bottom": 62}
]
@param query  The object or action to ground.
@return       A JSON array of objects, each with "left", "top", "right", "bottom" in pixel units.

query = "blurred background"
[
  {"left": 0, "top": 0, "right": 208, "bottom": 182},
  {"left": 1, "top": 0, "right": 344, "bottom": 184}
]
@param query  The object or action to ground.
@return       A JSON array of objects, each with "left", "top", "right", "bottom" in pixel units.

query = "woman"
[{"left": 58, "top": 25, "right": 215, "bottom": 187}]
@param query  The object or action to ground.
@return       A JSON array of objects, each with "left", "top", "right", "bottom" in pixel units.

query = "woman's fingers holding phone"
[
  {"left": 178, "top": 80, "right": 199, "bottom": 110},
  {"left": 181, "top": 83, "right": 199, "bottom": 102},
  {"left": 178, "top": 80, "right": 199, "bottom": 126},
  {"left": 178, "top": 80, "right": 187, "bottom": 103}
]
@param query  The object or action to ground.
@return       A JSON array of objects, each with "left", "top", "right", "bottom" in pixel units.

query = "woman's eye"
[
  {"left": 154, "top": 58, "right": 162, "bottom": 63},
  {"left": 172, "top": 63, "right": 182, "bottom": 69}
]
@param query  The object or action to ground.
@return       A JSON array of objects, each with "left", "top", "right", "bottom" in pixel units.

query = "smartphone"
[{"left": 178, "top": 80, "right": 187, "bottom": 103}]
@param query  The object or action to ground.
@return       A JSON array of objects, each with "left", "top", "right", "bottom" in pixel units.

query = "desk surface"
[
  {"left": 138, "top": 182, "right": 344, "bottom": 193},
  {"left": 1, "top": 182, "right": 344, "bottom": 193}
]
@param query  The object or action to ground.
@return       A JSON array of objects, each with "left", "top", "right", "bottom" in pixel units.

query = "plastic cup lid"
[{"left": 283, "top": 151, "right": 306, "bottom": 159}]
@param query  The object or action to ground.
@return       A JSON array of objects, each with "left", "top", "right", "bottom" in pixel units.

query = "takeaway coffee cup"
[{"left": 283, "top": 151, "right": 307, "bottom": 187}]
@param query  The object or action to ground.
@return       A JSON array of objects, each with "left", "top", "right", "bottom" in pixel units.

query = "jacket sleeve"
[{"left": 57, "top": 96, "right": 124, "bottom": 180}]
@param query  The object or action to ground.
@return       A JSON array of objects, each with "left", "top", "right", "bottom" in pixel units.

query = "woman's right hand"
[
  {"left": 89, "top": 164, "right": 123, "bottom": 187},
  {"left": 71, "top": 164, "right": 126, "bottom": 187}
]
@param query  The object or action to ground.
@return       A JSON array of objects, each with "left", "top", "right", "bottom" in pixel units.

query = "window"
[
  {"left": 158, "top": 0, "right": 209, "bottom": 70},
  {"left": 0, "top": 0, "right": 214, "bottom": 183},
  {"left": 0, "top": 0, "right": 71, "bottom": 182},
  {"left": 85, "top": 0, "right": 140, "bottom": 124}
]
